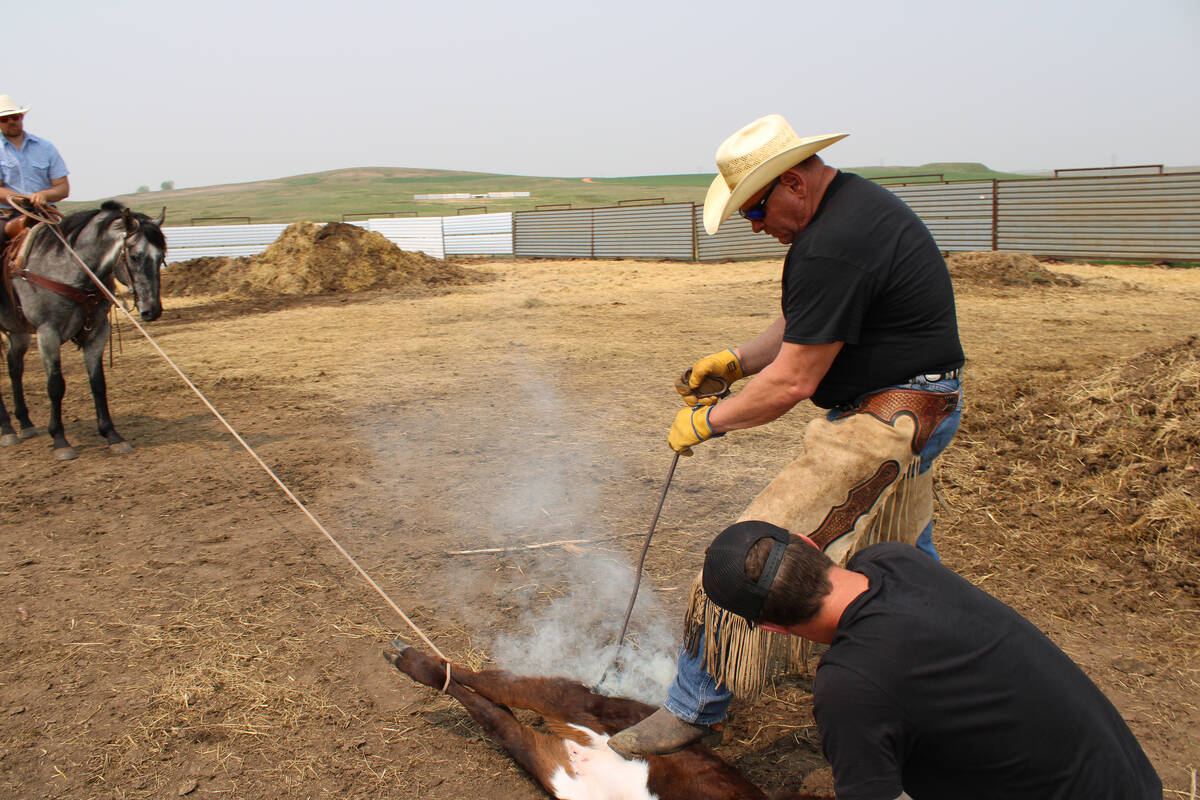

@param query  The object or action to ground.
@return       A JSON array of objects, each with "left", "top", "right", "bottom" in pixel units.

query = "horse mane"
[{"left": 54, "top": 200, "right": 166, "bottom": 252}]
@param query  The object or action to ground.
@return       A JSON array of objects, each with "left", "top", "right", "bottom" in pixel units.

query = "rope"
[{"left": 43, "top": 222, "right": 450, "bottom": 667}]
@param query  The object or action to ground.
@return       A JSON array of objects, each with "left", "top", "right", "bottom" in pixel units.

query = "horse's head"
[{"left": 110, "top": 204, "right": 166, "bottom": 321}]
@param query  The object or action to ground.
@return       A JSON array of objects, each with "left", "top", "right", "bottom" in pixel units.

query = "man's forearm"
[
  {"left": 709, "top": 339, "right": 842, "bottom": 433},
  {"left": 35, "top": 177, "right": 70, "bottom": 204},
  {"left": 707, "top": 361, "right": 807, "bottom": 431},
  {"left": 734, "top": 316, "right": 787, "bottom": 376}
]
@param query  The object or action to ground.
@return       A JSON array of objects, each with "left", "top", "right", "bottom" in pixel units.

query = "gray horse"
[{"left": 0, "top": 201, "right": 165, "bottom": 460}]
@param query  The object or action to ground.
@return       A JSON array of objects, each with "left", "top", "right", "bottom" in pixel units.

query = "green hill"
[{"left": 60, "top": 163, "right": 1031, "bottom": 227}]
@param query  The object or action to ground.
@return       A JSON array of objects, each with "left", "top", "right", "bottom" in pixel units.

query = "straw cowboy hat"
[
  {"left": 703, "top": 114, "right": 848, "bottom": 235},
  {"left": 0, "top": 96, "right": 30, "bottom": 117}
]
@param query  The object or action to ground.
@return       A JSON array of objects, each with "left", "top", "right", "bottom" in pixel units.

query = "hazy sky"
[{"left": 5, "top": 0, "right": 1197, "bottom": 200}]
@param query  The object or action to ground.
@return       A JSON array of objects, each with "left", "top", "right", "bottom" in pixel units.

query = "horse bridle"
[{"left": 114, "top": 209, "right": 141, "bottom": 311}]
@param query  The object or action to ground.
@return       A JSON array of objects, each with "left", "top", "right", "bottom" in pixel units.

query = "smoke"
[
  {"left": 489, "top": 551, "right": 680, "bottom": 705},
  {"left": 356, "top": 356, "right": 685, "bottom": 704}
]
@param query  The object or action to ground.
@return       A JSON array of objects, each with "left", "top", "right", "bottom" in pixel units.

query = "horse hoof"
[
  {"left": 53, "top": 447, "right": 78, "bottom": 461},
  {"left": 18, "top": 427, "right": 39, "bottom": 440},
  {"left": 109, "top": 442, "right": 134, "bottom": 455},
  {"left": 0, "top": 434, "right": 17, "bottom": 447}
]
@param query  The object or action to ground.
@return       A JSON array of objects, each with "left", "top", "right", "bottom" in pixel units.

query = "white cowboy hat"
[
  {"left": 703, "top": 114, "right": 848, "bottom": 235},
  {"left": 0, "top": 96, "right": 30, "bottom": 117}
]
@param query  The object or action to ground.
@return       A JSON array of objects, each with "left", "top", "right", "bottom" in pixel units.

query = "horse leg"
[
  {"left": 34, "top": 328, "right": 78, "bottom": 460},
  {"left": 81, "top": 323, "right": 132, "bottom": 454},
  {"left": 386, "top": 648, "right": 576, "bottom": 795},
  {"left": 1, "top": 330, "right": 40, "bottom": 444},
  {"left": 0, "top": 348, "right": 14, "bottom": 445},
  {"left": 0, "top": 332, "right": 15, "bottom": 444}
]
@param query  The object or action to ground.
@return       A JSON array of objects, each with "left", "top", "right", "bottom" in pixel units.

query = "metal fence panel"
[
  {"left": 442, "top": 213, "right": 512, "bottom": 235},
  {"left": 889, "top": 182, "right": 994, "bottom": 252},
  {"left": 443, "top": 212, "right": 514, "bottom": 256},
  {"left": 160, "top": 171, "right": 1200, "bottom": 265},
  {"left": 163, "top": 223, "right": 289, "bottom": 262},
  {"left": 444, "top": 233, "right": 514, "bottom": 256},
  {"left": 593, "top": 204, "right": 694, "bottom": 259},
  {"left": 514, "top": 209, "right": 594, "bottom": 258},
  {"left": 694, "top": 206, "right": 790, "bottom": 261},
  {"left": 996, "top": 173, "right": 1200, "bottom": 259},
  {"left": 365, "top": 218, "right": 445, "bottom": 258}
]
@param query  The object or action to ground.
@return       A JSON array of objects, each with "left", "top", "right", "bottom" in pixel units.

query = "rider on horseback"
[{"left": 0, "top": 94, "right": 70, "bottom": 256}]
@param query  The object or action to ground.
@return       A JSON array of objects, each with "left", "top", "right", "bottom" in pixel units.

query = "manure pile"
[
  {"left": 972, "top": 336, "right": 1199, "bottom": 594},
  {"left": 947, "top": 251, "right": 1080, "bottom": 287},
  {"left": 162, "top": 221, "right": 493, "bottom": 298}
]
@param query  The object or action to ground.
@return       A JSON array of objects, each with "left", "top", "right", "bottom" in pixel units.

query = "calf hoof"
[
  {"left": 109, "top": 442, "right": 134, "bottom": 455},
  {"left": 0, "top": 434, "right": 17, "bottom": 447},
  {"left": 385, "top": 647, "right": 451, "bottom": 690},
  {"left": 18, "top": 427, "right": 38, "bottom": 440},
  {"left": 53, "top": 446, "right": 79, "bottom": 461}
]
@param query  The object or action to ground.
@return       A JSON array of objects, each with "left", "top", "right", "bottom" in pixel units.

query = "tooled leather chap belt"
[{"left": 851, "top": 387, "right": 960, "bottom": 455}]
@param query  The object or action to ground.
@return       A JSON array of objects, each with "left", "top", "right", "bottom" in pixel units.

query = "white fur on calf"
[{"left": 549, "top": 724, "right": 656, "bottom": 800}]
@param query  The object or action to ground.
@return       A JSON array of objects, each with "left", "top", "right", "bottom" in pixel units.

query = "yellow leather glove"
[
  {"left": 676, "top": 348, "right": 744, "bottom": 406},
  {"left": 669, "top": 405, "right": 721, "bottom": 456}
]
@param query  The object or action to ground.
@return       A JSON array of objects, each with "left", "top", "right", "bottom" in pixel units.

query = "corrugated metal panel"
[
  {"left": 163, "top": 224, "right": 289, "bottom": 248},
  {"left": 514, "top": 209, "right": 593, "bottom": 258},
  {"left": 694, "top": 206, "right": 789, "bottom": 261},
  {"left": 887, "top": 182, "right": 994, "bottom": 252},
  {"left": 365, "top": 218, "right": 445, "bottom": 259},
  {"left": 997, "top": 173, "right": 1200, "bottom": 259},
  {"left": 444, "top": 212, "right": 514, "bottom": 255},
  {"left": 165, "top": 245, "right": 277, "bottom": 262},
  {"left": 593, "top": 204, "right": 694, "bottom": 259},
  {"left": 163, "top": 223, "right": 289, "bottom": 263},
  {"left": 444, "top": 233, "right": 514, "bottom": 255},
  {"left": 443, "top": 213, "right": 512, "bottom": 236}
]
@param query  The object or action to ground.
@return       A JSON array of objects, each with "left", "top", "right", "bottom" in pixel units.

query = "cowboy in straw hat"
[
  {"left": 0, "top": 94, "right": 71, "bottom": 210},
  {"left": 692, "top": 521, "right": 1160, "bottom": 799},
  {"left": 609, "top": 113, "right": 965, "bottom": 757},
  {"left": 0, "top": 94, "right": 69, "bottom": 256}
]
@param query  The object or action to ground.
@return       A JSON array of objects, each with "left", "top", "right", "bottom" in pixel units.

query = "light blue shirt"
[{"left": 1, "top": 132, "right": 69, "bottom": 195}]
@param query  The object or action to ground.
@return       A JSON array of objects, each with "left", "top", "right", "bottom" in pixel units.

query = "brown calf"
[{"left": 387, "top": 647, "right": 831, "bottom": 800}]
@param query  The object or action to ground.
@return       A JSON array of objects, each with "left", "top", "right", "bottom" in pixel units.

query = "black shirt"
[
  {"left": 782, "top": 172, "right": 964, "bottom": 408},
  {"left": 813, "top": 544, "right": 1161, "bottom": 800}
]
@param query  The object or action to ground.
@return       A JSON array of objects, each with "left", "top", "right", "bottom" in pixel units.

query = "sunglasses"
[
  {"left": 0, "top": 115, "right": 22, "bottom": 123},
  {"left": 738, "top": 179, "right": 779, "bottom": 221}
]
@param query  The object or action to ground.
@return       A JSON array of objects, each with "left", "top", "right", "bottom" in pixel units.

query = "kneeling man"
[{"left": 698, "top": 521, "right": 1161, "bottom": 800}]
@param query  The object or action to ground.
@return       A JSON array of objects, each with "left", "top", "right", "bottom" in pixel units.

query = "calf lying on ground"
[{"left": 386, "top": 647, "right": 831, "bottom": 800}]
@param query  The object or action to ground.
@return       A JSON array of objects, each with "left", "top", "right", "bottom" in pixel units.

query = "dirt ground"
[{"left": 1, "top": 245, "right": 1197, "bottom": 798}]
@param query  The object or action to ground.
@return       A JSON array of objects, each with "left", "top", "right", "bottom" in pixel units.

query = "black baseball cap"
[{"left": 702, "top": 520, "right": 792, "bottom": 623}]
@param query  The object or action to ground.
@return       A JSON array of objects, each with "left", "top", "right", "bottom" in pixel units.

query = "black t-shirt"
[
  {"left": 813, "top": 543, "right": 1161, "bottom": 800},
  {"left": 782, "top": 172, "right": 964, "bottom": 408}
]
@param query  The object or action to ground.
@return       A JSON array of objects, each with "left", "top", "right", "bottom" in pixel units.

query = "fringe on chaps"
[{"left": 684, "top": 389, "right": 956, "bottom": 700}]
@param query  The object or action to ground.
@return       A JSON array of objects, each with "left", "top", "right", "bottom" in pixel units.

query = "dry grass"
[{"left": 76, "top": 585, "right": 401, "bottom": 797}]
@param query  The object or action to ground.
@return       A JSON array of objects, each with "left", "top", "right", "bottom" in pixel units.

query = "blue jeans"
[{"left": 664, "top": 377, "right": 962, "bottom": 724}]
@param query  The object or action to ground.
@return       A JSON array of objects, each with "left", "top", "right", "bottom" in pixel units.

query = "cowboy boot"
[{"left": 608, "top": 707, "right": 724, "bottom": 758}]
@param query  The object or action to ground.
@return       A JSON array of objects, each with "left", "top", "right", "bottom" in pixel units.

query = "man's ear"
[{"left": 778, "top": 168, "right": 805, "bottom": 194}]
